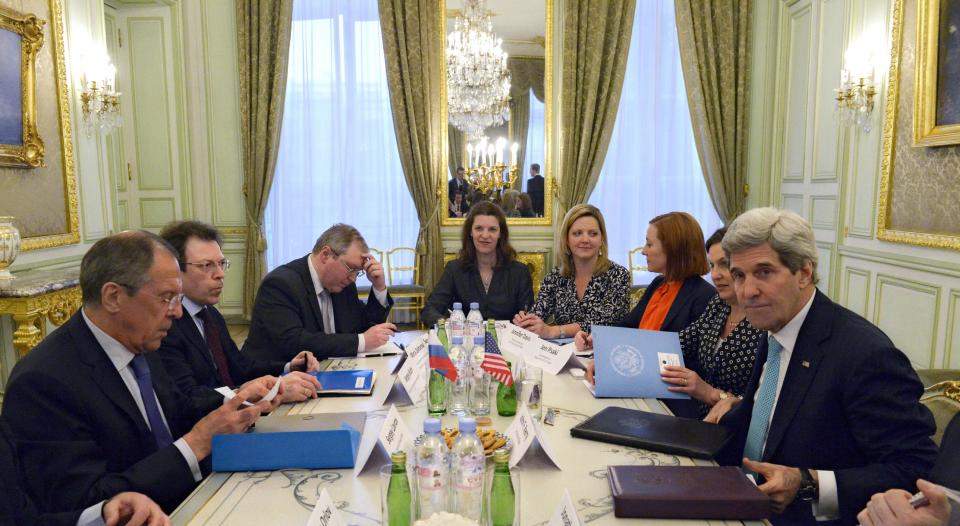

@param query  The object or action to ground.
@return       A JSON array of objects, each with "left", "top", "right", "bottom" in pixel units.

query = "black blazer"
[
  {"left": 449, "top": 177, "right": 469, "bottom": 201},
  {"left": 617, "top": 275, "right": 715, "bottom": 332},
  {"left": 527, "top": 175, "right": 544, "bottom": 216},
  {"left": 243, "top": 255, "right": 393, "bottom": 362},
  {"left": 718, "top": 291, "right": 938, "bottom": 525},
  {"left": 0, "top": 418, "right": 81, "bottom": 526},
  {"left": 1, "top": 312, "right": 207, "bottom": 514},
  {"left": 159, "top": 304, "right": 286, "bottom": 410},
  {"left": 421, "top": 259, "right": 534, "bottom": 327}
]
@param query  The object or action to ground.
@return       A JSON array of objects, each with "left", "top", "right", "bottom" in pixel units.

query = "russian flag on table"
[
  {"left": 428, "top": 330, "right": 458, "bottom": 382},
  {"left": 481, "top": 332, "right": 513, "bottom": 386}
]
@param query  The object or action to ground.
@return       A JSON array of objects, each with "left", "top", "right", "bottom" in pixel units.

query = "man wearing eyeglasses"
[
  {"left": 157, "top": 221, "right": 324, "bottom": 410},
  {"left": 2, "top": 231, "right": 282, "bottom": 515},
  {"left": 243, "top": 223, "right": 395, "bottom": 362}
]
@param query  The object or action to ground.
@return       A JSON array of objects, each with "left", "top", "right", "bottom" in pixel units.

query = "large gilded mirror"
[{"left": 440, "top": 0, "right": 553, "bottom": 226}]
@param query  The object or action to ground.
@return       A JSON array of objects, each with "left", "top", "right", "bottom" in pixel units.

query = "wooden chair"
[
  {"left": 386, "top": 247, "right": 426, "bottom": 328},
  {"left": 920, "top": 379, "right": 960, "bottom": 446},
  {"left": 627, "top": 247, "right": 648, "bottom": 308}
]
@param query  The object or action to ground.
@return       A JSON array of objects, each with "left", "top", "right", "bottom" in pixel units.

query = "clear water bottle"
[
  {"left": 447, "top": 336, "right": 468, "bottom": 416},
  {"left": 448, "top": 302, "right": 465, "bottom": 344},
  {"left": 416, "top": 418, "right": 448, "bottom": 519},
  {"left": 465, "top": 302, "right": 484, "bottom": 351},
  {"left": 451, "top": 417, "right": 485, "bottom": 521},
  {"left": 468, "top": 335, "right": 491, "bottom": 415}
]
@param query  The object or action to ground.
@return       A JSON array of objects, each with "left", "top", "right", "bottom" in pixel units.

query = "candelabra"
[
  {"left": 80, "top": 55, "right": 122, "bottom": 137},
  {"left": 463, "top": 137, "right": 519, "bottom": 193},
  {"left": 834, "top": 73, "right": 877, "bottom": 133}
]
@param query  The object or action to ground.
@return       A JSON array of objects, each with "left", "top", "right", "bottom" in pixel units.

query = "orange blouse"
[{"left": 638, "top": 281, "right": 682, "bottom": 330}]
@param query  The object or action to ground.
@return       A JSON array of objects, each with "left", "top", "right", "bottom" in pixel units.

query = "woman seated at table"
[
  {"left": 512, "top": 204, "right": 630, "bottom": 339},
  {"left": 421, "top": 201, "right": 534, "bottom": 327},
  {"left": 657, "top": 227, "right": 761, "bottom": 417}
]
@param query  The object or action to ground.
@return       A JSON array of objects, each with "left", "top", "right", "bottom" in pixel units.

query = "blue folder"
[
  {"left": 212, "top": 413, "right": 364, "bottom": 471},
  {"left": 592, "top": 325, "right": 690, "bottom": 399},
  {"left": 309, "top": 369, "right": 375, "bottom": 395}
]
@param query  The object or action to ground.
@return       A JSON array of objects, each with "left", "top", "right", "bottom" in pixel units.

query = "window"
[
  {"left": 588, "top": 0, "right": 722, "bottom": 285},
  {"left": 523, "top": 88, "right": 545, "bottom": 192},
  {"left": 265, "top": 0, "right": 418, "bottom": 287}
]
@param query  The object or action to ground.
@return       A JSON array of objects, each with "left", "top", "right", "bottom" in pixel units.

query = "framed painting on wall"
[
  {"left": 0, "top": 6, "right": 45, "bottom": 168},
  {"left": 879, "top": 0, "right": 960, "bottom": 250},
  {"left": 913, "top": 0, "right": 960, "bottom": 146}
]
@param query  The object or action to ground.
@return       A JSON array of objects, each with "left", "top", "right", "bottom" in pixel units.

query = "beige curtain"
[
  {"left": 675, "top": 0, "right": 751, "bottom": 222},
  {"left": 557, "top": 0, "right": 636, "bottom": 218},
  {"left": 378, "top": 0, "right": 445, "bottom": 290},
  {"left": 237, "top": 0, "right": 293, "bottom": 318},
  {"left": 510, "top": 91, "right": 530, "bottom": 190},
  {"left": 448, "top": 125, "right": 464, "bottom": 179}
]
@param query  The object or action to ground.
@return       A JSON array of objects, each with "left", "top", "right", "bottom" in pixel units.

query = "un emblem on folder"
[{"left": 611, "top": 345, "right": 644, "bottom": 377}]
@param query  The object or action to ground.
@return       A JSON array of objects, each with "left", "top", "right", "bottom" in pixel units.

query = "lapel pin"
[{"left": 801, "top": 360, "right": 810, "bottom": 368}]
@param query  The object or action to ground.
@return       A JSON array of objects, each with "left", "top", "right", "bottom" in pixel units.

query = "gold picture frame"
[
  {"left": 912, "top": 0, "right": 960, "bottom": 146},
  {"left": 878, "top": 0, "right": 960, "bottom": 250},
  {"left": 439, "top": 0, "right": 555, "bottom": 227},
  {"left": 0, "top": 6, "right": 45, "bottom": 167}
]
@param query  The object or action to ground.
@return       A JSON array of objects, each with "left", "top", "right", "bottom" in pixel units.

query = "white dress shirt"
[
  {"left": 752, "top": 292, "right": 839, "bottom": 520},
  {"left": 307, "top": 255, "right": 389, "bottom": 353},
  {"left": 81, "top": 309, "right": 203, "bottom": 483}
]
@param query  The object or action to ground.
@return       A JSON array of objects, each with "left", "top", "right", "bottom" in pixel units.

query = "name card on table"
[
  {"left": 306, "top": 488, "right": 346, "bottom": 526},
  {"left": 505, "top": 403, "right": 562, "bottom": 469},
  {"left": 377, "top": 335, "right": 429, "bottom": 407},
  {"left": 498, "top": 323, "right": 582, "bottom": 375},
  {"left": 353, "top": 404, "right": 413, "bottom": 475},
  {"left": 548, "top": 490, "right": 583, "bottom": 526}
]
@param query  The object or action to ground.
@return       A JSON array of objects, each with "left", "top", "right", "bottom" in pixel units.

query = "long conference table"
[{"left": 171, "top": 351, "right": 769, "bottom": 526}]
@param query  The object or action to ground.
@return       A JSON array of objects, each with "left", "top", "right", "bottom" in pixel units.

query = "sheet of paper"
[
  {"left": 505, "top": 404, "right": 562, "bottom": 469},
  {"left": 305, "top": 488, "right": 346, "bottom": 526},
  {"left": 547, "top": 489, "right": 582, "bottom": 526},
  {"left": 358, "top": 341, "right": 403, "bottom": 358},
  {"left": 354, "top": 404, "right": 412, "bottom": 475},
  {"left": 214, "top": 380, "right": 281, "bottom": 407}
]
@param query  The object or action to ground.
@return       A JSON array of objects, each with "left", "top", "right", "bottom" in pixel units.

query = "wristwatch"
[{"left": 797, "top": 468, "right": 819, "bottom": 502}]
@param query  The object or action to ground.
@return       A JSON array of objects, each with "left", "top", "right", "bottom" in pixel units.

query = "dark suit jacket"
[
  {"left": 617, "top": 275, "right": 715, "bottom": 333},
  {"left": 0, "top": 418, "right": 81, "bottom": 526},
  {"left": 718, "top": 291, "right": 938, "bottom": 525},
  {"left": 1, "top": 312, "right": 208, "bottom": 514},
  {"left": 159, "top": 304, "right": 286, "bottom": 410},
  {"left": 243, "top": 255, "right": 393, "bottom": 362},
  {"left": 527, "top": 175, "right": 544, "bottom": 216},
  {"left": 421, "top": 259, "right": 534, "bottom": 327},
  {"left": 449, "top": 177, "right": 469, "bottom": 201}
]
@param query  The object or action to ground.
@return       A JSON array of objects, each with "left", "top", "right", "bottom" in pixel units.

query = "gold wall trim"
[
  {"left": 0, "top": 5, "right": 45, "bottom": 168},
  {"left": 0, "top": 285, "right": 81, "bottom": 357},
  {"left": 912, "top": 0, "right": 960, "bottom": 146},
  {"left": 877, "top": 0, "right": 960, "bottom": 251},
  {"left": 439, "top": 0, "right": 554, "bottom": 227},
  {"left": 20, "top": 0, "right": 80, "bottom": 251}
]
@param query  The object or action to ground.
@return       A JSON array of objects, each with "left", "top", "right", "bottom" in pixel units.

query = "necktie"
[
  {"left": 742, "top": 336, "right": 784, "bottom": 464},
  {"left": 129, "top": 355, "right": 175, "bottom": 450},
  {"left": 198, "top": 307, "right": 235, "bottom": 387},
  {"left": 319, "top": 290, "right": 335, "bottom": 334}
]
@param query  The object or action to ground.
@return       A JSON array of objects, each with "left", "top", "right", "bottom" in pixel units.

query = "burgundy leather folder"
[{"left": 607, "top": 465, "right": 771, "bottom": 520}]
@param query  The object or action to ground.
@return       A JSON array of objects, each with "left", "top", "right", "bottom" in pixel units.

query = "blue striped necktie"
[
  {"left": 130, "top": 355, "right": 175, "bottom": 450},
  {"left": 743, "top": 336, "right": 783, "bottom": 464}
]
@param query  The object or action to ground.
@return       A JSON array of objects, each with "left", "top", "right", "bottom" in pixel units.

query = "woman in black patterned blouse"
[
  {"left": 513, "top": 204, "right": 630, "bottom": 338},
  {"left": 658, "top": 227, "right": 762, "bottom": 417}
]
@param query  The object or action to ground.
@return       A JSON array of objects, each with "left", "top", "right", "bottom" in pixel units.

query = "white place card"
[
  {"left": 497, "top": 323, "right": 540, "bottom": 357},
  {"left": 353, "top": 404, "right": 413, "bottom": 475},
  {"left": 547, "top": 490, "right": 582, "bottom": 526},
  {"left": 215, "top": 375, "right": 282, "bottom": 407},
  {"left": 306, "top": 488, "right": 346, "bottom": 526},
  {"left": 385, "top": 349, "right": 426, "bottom": 406},
  {"left": 504, "top": 404, "right": 562, "bottom": 469},
  {"left": 497, "top": 324, "right": 581, "bottom": 375}
]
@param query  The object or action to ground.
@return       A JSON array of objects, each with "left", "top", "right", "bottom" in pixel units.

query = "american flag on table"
[
  {"left": 428, "top": 330, "right": 458, "bottom": 382},
  {"left": 481, "top": 332, "right": 513, "bottom": 386}
]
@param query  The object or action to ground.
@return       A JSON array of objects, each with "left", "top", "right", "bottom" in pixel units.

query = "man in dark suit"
[
  {"left": 449, "top": 166, "right": 469, "bottom": 204},
  {"left": 0, "top": 418, "right": 169, "bottom": 526},
  {"left": 526, "top": 163, "right": 544, "bottom": 216},
  {"left": 706, "top": 208, "right": 937, "bottom": 525},
  {"left": 2, "top": 231, "right": 280, "bottom": 514},
  {"left": 157, "top": 221, "right": 322, "bottom": 410},
  {"left": 243, "top": 223, "right": 395, "bottom": 362}
]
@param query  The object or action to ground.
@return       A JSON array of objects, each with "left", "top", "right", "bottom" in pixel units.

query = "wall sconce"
[
  {"left": 835, "top": 29, "right": 884, "bottom": 134},
  {"left": 79, "top": 51, "right": 121, "bottom": 137}
]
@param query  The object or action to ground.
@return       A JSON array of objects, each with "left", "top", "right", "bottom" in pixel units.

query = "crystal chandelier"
[{"left": 446, "top": 0, "right": 511, "bottom": 138}]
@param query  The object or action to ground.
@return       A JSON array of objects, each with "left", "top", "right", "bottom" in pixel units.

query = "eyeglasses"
[
  {"left": 185, "top": 259, "right": 231, "bottom": 274},
  {"left": 331, "top": 250, "right": 365, "bottom": 279},
  {"left": 116, "top": 282, "right": 184, "bottom": 312}
]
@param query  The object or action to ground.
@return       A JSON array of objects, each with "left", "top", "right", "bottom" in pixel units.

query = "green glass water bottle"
[
  {"left": 490, "top": 449, "right": 515, "bottom": 526},
  {"left": 428, "top": 320, "right": 448, "bottom": 416},
  {"left": 386, "top": 451, "right": 412, "bottom": 526},
  {"left": 496, "top": 360, "right": 517, "bottom": 416}
]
